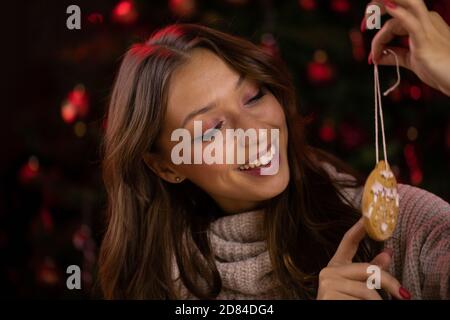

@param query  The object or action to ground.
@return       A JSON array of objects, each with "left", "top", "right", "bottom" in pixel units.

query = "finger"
[
  {"left": 374, "top": 46, "right": 411, "bottom": 69},
  {"left": 328, "top": 218, "right": 366, "bottom": 266},
  {"left": 332, "top": 263, "right": 408, "bottom": 300},
  {"left": 391, "top": 0, "right": 430, "bottom": 21},
  {"left": 370, "top": 249, "right": 393, "bottom": 271},
  {"left": 429, "top": 11, "right": 449, "bottom": 30},
  {"left": 332, "top": 262, "right": 384, "bottom": 281},
  {"left": 383, "top": 2, "right": 426, "bottom": 45},
  {"left": 332, "top": 278, "right": 382, "bottom": 300},
  {"left": 378, "top": 268, "right": 407, "bottom": 300},
  {"left": 370, "top": 18, "right": 408, "bottom": 63}
]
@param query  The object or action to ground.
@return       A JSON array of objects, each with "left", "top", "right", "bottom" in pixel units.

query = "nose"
[
  {"left": 232, "top": 119, "right": 273, "bottom": 163},
  {"left": 228, "top": 106, "right": 259, "bottom": 134}
]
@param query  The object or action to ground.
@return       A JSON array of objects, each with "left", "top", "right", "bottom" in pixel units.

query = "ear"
[{"left": 142, "top": 152, "right": 185, "bottom": 184}]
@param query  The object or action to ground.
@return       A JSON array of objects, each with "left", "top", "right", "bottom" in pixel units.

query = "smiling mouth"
[{"left": 237, "top": 144, "right": 276, "bottom": 171}]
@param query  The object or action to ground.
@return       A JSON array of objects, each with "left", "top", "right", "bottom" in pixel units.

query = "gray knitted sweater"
[{"left": 173, "top": 163, "right": 450, "bottom": 299}]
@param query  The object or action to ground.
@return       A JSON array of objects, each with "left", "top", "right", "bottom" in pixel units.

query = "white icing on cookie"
[{"left": 380, "top": 170, "right": 394, "bottom": 179}]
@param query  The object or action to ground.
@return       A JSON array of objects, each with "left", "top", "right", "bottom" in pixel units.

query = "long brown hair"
[{"left": 99, "top": 23, "right": 381, "bottom": 299}]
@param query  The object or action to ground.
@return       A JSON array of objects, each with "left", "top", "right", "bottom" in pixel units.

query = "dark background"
[{"left": 1, "top": 0, "right": 449, "bottom": 298}]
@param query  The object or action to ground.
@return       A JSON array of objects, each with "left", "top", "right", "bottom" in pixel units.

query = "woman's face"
[{"left": 148, "top": 48, "right": 290, "bottom": 214}]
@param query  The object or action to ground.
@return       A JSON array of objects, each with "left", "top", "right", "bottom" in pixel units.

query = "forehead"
[{"left": 165, "top": 48, "right": 239, "bottom": 126}]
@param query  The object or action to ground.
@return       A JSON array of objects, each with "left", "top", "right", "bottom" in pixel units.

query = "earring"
[{"left": 175, "top": 177, "right": 181, "bottom": 182}]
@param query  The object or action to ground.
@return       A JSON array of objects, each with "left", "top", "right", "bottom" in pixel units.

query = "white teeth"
[
  {"left": 257, "top": 146, "right": 275, "bottom": 165},
  {"left": 260, "top": 154, "right": 270, "bottom": 165},
  {"left": 239, "top": 145, "right": 276, "bottom": 170}
]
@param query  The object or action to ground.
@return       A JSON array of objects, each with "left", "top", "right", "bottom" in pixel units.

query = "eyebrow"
[{"left": 180, "top": 74, "right": 245, "bottom": 128}]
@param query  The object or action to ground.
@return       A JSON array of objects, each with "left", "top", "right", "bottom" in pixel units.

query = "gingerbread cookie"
[{"left": 361, "top": 160, "right": 399, "bottom": 241}]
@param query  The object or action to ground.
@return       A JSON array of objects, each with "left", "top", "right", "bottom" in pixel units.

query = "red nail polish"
[
  {"left": 399, "top": 287, "right": 411, "bottom": 300},
  {"left": 360, "top": 17, "right": 367, "bottom": 32},
  {"left": 384, "top": 0, "right": 397, "bottom": 9}
]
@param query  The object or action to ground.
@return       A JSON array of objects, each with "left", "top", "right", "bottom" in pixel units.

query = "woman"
[{"left": 99, "top": 0, "right": 450, "bottom": 299}]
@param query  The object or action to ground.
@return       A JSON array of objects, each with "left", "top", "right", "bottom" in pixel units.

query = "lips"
[{"left": 238, "top": 149, "right": 280, "bottom": 176}]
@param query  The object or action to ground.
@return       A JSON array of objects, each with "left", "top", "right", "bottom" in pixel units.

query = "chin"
[{"left": 249, "top": 171, "right": 290, "bottom": 201}]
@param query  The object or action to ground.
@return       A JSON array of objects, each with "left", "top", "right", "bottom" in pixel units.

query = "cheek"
[
  {"left": 177, "top": 162, "right": 229, "bottom": 189},
  {"left": 261, "top": 97, "right": 288, "bottom": 149},
  {"left": 263, "top": 96, "right": 286, "bottom": 127}
]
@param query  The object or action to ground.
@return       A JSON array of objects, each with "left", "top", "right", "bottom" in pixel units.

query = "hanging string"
[
  {"left": 373, "top": 49, "right": 401, "bottom": 165},
  {"left": 383, "top": 49, "right": 401, "bottom": 96}
]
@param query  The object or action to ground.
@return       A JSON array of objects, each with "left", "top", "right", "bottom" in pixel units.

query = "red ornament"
[
  {"left": 410, "top": 169, "right": 423, "bottom": 185},
  {"left": 87, "top": 12, "right": 104, "bottom": 24},
  {"left": 409, "top": 85, "right": 422, "bottom": 100},
  {"left": 73, "top": 225, "right": 91, "bottom": 250},
  {"left": 299, "top": 0, "right": 316, "bottom": 11},
  {"left": 68, "top": 85, "right": 89, "bottom": 117},
  {"left": 36, "top": 257, "right": 60, "bottom": 286},
  {"left": 331, "top": 0, "right": 350, "bottom": 13},
  {"left": 112, "top": 0, "right": 138, "bottom": 24},
  {"left": 61, "top": 84, "right": 89, "bottom": 124},
  {"left": 169, "top": 0, "right": 197, "bottom": 18},
  {"left": 19, "top": 156, "right": 39, "bottom": 184},
  {"left": 308, "top": 50, "right": 334, "bottom": 84},
  {"left": 61, "top": 102, "right": 77, "bottom": 124},
  {"left": 307, "top": 61, "right": 334, "bottom": 84},
  {"left": 319, "top": 120, "right": 336, "bottom": 142}
]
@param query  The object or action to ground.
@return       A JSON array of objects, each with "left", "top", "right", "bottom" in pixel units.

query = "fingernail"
[
  {"left": 384, "top": 0, "right": 397, "bottom": 9},
  {"left": 383, "top": 248, "right": 393, "bottom": 257},
  {"left": 360, "top": 17, "right": 367, "bottom": 32},
  {"left": 368, "top": 53, "right": 373, "bottom": 65},
  {"left": 399, "top": 287, "right": 411, "bottom": 300}
]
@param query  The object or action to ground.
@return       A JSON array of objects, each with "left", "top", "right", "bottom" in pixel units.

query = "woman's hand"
[
  {"left": 364, "top": 0, "right": 450, "bottom": 96},
  {"left": 317, "top": 218, "right": 411, "bottom": 300}
]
